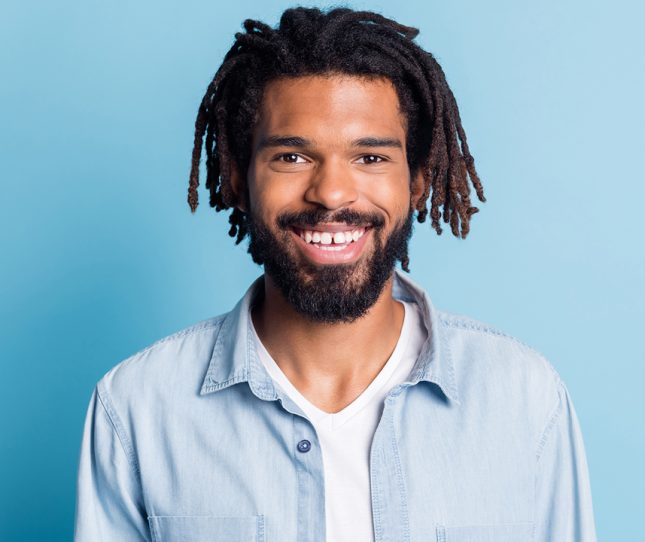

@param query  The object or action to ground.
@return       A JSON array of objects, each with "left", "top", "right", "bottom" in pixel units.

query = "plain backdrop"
[{"left": 1, "top": 0, "right": 643, "bottom": 539}]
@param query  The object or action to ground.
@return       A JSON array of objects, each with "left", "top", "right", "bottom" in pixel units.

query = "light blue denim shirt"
[{"left": 74, "top": 271, "right": 597, "bottom": 541}]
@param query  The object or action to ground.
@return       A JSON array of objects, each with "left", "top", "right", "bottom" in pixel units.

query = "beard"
[{"left": 246, "top": 206, "right": 414, "bottom": 324}]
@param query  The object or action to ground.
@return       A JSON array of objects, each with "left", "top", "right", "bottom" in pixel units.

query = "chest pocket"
[
  {"left": 148, "top": 515, "right": 265, "bottom": 542},
  {"left": 436, "top": 522, "right": 534, "bottom": 541}
]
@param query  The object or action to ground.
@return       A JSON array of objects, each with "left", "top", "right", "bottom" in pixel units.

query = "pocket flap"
[
  {"left": 437, "top": 522, "right": 533, "bottom": 541},
  {"left": 149, "top": 515, "right": 264, "bottom": 542}
]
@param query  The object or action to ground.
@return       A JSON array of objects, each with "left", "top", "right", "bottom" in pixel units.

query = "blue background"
[{"left": 1, "top": 0, "right": 643, "bottom": 539}]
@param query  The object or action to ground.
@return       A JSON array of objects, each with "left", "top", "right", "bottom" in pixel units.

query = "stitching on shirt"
[
  {"left": 124, "top": 316, "right": 226, "bottom": 362},
  {"left": 257, "top": 514, "right": 265, "bottom": 542},
  {"left": 370, "top": 446, "right": 383, "bottom": 540},
  {"left": 533, "top": 381, "right": 565, "bottom": 539},
  {"left": 438, "top": 323, "right": 460, "bottom": 404},
  {"left": 438, "top": 313, "right": 562, "bottom": 381},
  {"left": 439, "top": 314, "right": 538, "bottom": 351},
  {"left": 148, "top": 516, "right": 159, "bottom": 541},
  {"left": 96, "top": 383, "right": 142, "bottom": 477},
  {"left": 535, "top": 380, "right": 565, "bottom": 462},
  {"left": 201, "top": 373, "right": 248, "bottom": 392},
  {"left": 389, "top": 405, "right": 411, "bottom": 541}
]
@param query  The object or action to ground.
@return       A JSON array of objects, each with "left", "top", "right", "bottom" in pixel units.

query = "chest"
[{"left": 137, "top": 386, "right": 536, "bottom": 542}]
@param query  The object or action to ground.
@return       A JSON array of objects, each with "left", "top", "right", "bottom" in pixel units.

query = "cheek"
[
  {"left": 361, "top": 173, "right": 412, "bottom": 218},
  {"left": 248, "top": 169, "right": 306, "bottom": 222}
]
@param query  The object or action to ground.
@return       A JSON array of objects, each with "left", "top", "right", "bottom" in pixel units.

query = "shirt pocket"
[
  {"left": 436, "top": 522, "right": 534, "bottom": 541},
  {"left": 148, "top": 514, "right": 265, "bottom": 542}
]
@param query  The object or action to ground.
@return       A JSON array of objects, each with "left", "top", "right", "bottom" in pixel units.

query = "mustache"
[{"left": 276, "top": 208, "right": 385, "bottom": 230}]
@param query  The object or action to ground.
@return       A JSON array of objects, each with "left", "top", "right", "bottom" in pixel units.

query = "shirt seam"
[
  {"left": 125, "top": 317, "right": 225, "bottom": 364},
  {"left": 439, "top": 315, "right": 562, "bottom": 383},
  {"left": 532, "top": 380, "right": 565, "bottom": 540},
  {"left": 96, "top": 381, "right": 142, "bottom": 477},
  {"left": 535, "top": 379, "right": 565, "bottom": 462},
  {"left": 439, "top": 315, "right": 545, "bottom": 358},
  {"left": 201, "top": 373, "right": 249, "bottom": 393},
  {"left": 389, "top": 402, "right": 411, "bottom": 541}
]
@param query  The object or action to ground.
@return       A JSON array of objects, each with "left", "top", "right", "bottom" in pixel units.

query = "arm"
[
  {"left": 74, "top": 386, "right": 151, "bottom": 541},
  {"left": 534, "top": 380, "right": 597, "bottom": 541}
]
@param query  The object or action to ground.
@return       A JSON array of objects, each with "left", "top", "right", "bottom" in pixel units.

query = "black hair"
[{"left": 188, "top": 7, "right": 486, "bottom": 271}]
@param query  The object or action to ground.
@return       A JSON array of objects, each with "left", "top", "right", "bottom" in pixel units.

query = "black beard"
[{"left": 246, "top": 207, "right": 414, "bottom": 324}]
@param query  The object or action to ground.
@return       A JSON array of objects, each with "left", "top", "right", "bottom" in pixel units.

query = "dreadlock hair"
[{"left": 188, "top": 6, "right": 486, "bottom": 272}]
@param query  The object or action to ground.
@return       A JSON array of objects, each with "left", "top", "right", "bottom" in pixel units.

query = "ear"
[
  {"left": 229, "top": 162, "right": 248, "bottom": 213},
  {"left": 410, "top": 169, "right": 425, "bottom": 210}
]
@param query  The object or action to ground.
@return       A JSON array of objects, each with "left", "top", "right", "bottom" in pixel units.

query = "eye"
[
  {"left": 358, "top": 155, "right": 385, "bottom": 165},
  {"left": 276, "top": 153, "right": 307, "bottom": 164}
]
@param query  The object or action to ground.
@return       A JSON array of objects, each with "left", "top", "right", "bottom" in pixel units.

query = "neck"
[{"left": 251, "top": 271, "right": 405, "bottom": 412}]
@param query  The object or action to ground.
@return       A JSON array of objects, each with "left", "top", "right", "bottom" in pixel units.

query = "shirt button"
[{"left": 297, "top": 439, "right": 311, "bottom": 453}]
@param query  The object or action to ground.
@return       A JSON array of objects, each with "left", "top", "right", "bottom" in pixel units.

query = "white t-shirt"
[{"left": 250, "top": 300, "right": 427, "bottom": 542}]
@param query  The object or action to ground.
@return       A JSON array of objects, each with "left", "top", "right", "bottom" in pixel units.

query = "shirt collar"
[{"left": 200, "top": 270, "right": 460, "bottom": 405}]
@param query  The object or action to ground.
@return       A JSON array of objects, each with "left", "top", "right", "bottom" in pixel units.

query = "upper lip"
[{"left": 291, "top": 223, "right": 370, "bottom": 233}]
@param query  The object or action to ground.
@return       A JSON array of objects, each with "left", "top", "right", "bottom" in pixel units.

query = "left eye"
[
  {"left": 359, "top": 155, "right": 384, "bottom": 164},
  {"left": 277, "top": 153, "right": 306, "bottom": 163}
]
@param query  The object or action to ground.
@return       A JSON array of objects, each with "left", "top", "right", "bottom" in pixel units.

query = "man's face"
[{"left": 241, "top": 75, "right": 421, "bottom": 323}]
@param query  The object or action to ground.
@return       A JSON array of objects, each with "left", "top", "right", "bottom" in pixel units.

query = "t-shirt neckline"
[{"left": 250, "top": 301, "right": 413, "bottom": 430}]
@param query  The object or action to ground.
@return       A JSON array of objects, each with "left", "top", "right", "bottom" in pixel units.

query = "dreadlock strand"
[
  {"left": 243, "top": 19, "right": 275, "bottom": 36},
  {"left": 188, "top": 6, "right": 485, "bottom": 270},
  {"left": 188, "top": 51, "right": 255, "bottom": 212},
  {"left": 188, "top": 102, "right": 208, "bottom": 212},
  {"left": 357, "top": 36, "right": 447, "bottom": 233},
  {"left": 447, "top": 90, "right": 486, "bottom": 204},
  {"left": 335, "top": 10, "right": 419, "bottom": 40}
]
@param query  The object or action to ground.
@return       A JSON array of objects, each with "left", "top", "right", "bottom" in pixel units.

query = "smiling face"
[{"left": 238, "top": 74, "right": 423, "bottom": 322}]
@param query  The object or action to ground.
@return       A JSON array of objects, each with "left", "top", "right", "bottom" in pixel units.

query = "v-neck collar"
[{"left": 251, "top": 301, "right": 413, "bottom": 430}]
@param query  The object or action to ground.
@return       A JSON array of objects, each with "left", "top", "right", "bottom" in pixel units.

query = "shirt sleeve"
[
  {"left": 74, "top": 385, "right": 151, "bottom": 541},
  {"left": 534, "top": 380, "right": 597, "bottom": 541}
]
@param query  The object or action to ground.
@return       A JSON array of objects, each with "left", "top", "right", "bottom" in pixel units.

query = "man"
[{"left": 75, "top": 7, "right": 597, "bottom": 541}]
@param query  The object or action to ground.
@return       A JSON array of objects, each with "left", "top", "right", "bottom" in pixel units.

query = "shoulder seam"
[
  {"left": 439, "top": 315, "right": 555, "bottom": 366},
  {"left": 95, "top": 382, "right": 141, "bottom": 477},
  {"left": 126, "top": 315, "right": 226, "bottom": 362},
  {"left": 535, "top": 379, "right": 565, "bottom": 461}
]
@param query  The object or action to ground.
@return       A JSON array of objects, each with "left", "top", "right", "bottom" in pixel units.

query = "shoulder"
[
  {"left": 95, "top": 314, "right": 228, "bottom": 411},
  {"left": 436, "top": 309, "right": 563, "bottom": 426},
  {"left": 437, "top": 309, "right": 560, "bottom": 380}
]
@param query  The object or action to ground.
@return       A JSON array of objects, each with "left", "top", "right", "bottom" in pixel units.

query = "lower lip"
[{"left": 290, "top": 228, "right": 372, "bottom": 265}]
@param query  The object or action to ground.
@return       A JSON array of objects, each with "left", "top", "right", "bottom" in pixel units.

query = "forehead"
[{"left": 253, "top": 74, "right": 406, "bottom": 144}]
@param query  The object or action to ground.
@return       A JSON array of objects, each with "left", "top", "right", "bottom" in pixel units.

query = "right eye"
[{"left": 276, "top": 153, "right": 307, "bottom": 164}]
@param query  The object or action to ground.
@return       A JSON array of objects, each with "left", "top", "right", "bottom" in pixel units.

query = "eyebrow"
[
  {"left": 352, "top": 137, "right": 402, "bottom": 149},
  {"left": 256, "top": 135, "right": 403, "bottom": 152},
  {"left": 256, "top": 136, "right": 311, "bottom": 151}
]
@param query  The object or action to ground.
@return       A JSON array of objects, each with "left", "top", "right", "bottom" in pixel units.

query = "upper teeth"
[{"left": 300, "top": 227, "right": 366, "bottom": 245}]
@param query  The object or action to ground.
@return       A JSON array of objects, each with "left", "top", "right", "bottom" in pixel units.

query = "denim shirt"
[{"left": 74, "top": 271, "right": 597, "bottom": 542}]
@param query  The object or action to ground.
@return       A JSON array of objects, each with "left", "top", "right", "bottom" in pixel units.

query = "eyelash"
[
  {"left": 277, "top": 153, "right": 305, "bottom": 163},
  {"left": 275, "top": 153, "right": 386, "bottom": 164},
  {"left": 359, "top": 155, "right": 384, "bottom": 164}
]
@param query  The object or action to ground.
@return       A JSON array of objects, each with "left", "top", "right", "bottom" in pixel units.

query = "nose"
[{"left": 304, "top": 159, "right": 359, "bottom": 210}]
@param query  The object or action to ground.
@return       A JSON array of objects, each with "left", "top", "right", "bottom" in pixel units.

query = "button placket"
[{"left": 291, "top": 415, "right": 325, "bottom": 542}]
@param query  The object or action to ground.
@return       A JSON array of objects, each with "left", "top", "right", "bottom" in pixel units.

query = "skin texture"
[{"left": 232, "top": 75, "right": 424, "bottom": 413}]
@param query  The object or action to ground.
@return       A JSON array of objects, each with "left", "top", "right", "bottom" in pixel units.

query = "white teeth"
[{"left": 299, "top": 226, "right": 367, "bottom": 245}]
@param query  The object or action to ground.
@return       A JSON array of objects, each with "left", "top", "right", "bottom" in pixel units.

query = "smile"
[
  {"left": 293, "top": 226, "right": 367, "bottom": 250},
  {"left": 290, "top": 225, "right": 373, "bottom": 263}
]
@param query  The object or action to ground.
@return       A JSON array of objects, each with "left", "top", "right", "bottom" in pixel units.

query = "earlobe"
[{"left": 229, "top": 162, "right": 248, "bottom": 213}]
